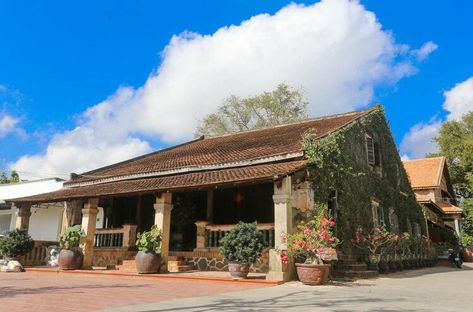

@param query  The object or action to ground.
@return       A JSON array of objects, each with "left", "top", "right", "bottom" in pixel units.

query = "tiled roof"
[
  {"left": 66, "top": 108, "right": 373, "bottom": 186},
  {"left": 11, "top": 160, "right": 307, "bottom": 203},
  {"left": 436, "top": 201, "right": 463, "bottom": 215},
  {"left": 12, "top": 108, "right": 376, "bottom": 204},
  {"left": 402, "top": 157, "right": 445, "bottom": 189}
]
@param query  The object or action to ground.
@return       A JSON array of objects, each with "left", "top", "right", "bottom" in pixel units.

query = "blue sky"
[{"left": 1, "top": 0, "right": 472, "bottom": 179}]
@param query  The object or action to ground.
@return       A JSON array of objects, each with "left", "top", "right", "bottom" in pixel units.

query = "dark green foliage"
[
  {"left": 431, "top": 111, "right": 473, "bottom": 198},
  {"left": 136, "top": 225, "right": 162, "bottom": 254},
  {"left": 0, "top": 229, "right": 34, "bottom": 258},
  {"left": 439, "top": 227, "right": 459, "bottom": 246},
  {"left": 219, "top": 222, "right": 264, "bottom": 264},
  {"left": 59, "top": 225, "right": 84, "bottom": 250},
  {"left": 0, "top": 170, "right": 20, "bottom": 184},
  {"left": 303, "top": 106, "right": 426, "bottom": 252}
]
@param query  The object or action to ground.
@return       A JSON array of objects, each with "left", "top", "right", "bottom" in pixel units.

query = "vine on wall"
[{"left": 303, "top": 106, "right": 426, "bottom": 251}]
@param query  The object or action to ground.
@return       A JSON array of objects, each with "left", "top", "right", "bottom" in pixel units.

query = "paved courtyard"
[{"left": 1, "top": 264, "right": 472, "bottom": 311}]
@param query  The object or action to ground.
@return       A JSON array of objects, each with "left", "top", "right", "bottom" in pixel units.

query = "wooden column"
[
  {"left": 123, "top": 224, "right": 138, "bottom": 248},
  {"left": 81, "top": 198, "right": 99, "bottom": 269},
  {"left": 194, "top": 220, "right": 209, "bottom": 251},
  {"left": 267, "top": 176, "right": 294, "bottom": 282},
  {"left": 206, "top": 188, "right": 214, "bottom": 222},
  {"left": 154, "top": 193, "right": 173, "bottom": 272},
  {"left": 15, "top": 203, "right": 32, "bottom": 231}
]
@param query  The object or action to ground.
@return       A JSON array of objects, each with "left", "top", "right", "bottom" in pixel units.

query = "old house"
[
  {"left": 403, "top": 157, "right": 463, "bottom": 242},
  {"left": 10, "top": 106, "right": 424, "bottom": 281}
]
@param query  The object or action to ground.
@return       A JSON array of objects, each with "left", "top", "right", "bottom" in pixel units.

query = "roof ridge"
[
  {"left": 402, "top": 156, "right": 445, "bottom": 163},
  {"left": 202, "top": 106, "right": 376, "bottom": 140}
]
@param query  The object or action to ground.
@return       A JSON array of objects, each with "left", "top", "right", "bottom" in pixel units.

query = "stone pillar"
[
  {"left": 123, "top": 224, "right": 138, "bottom": 248},
  {"left": 154, "top": 193, "right": 173, "bottom": 272},
  {"left": 81, "top": 198, "right": 99, "bottom": 269},
  {"left": 267, "top": 176, "right": 294, "bottom": 282},
  {"left": 194, "top": 220, "right": 209, "bottom": 251},
  {"left": 15, "top": 204, "right": 32, "bottom": 231},
  {"left": 62, "top": 200, "right": 83, "bottom": 233},
  {"left": 454, "top": 218, "right": 461, "bottom": 238}
]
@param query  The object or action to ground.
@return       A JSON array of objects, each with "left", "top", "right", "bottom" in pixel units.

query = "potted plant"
[
  {"left": 135, "top": 225, "right": 162, "bottom": 274},
  {"left": 58, "top": 225, "right": 85, "bottom": 270},
  {"left": 0, "top": 229, "right": 34, "bottom": 261},
  {"left": 219, "top": 222, "right": 264, "bottom": 279},
  {"left": 281, "top": 215, "right": 339, "bottom": 285},
  {"left": 352, "top": 226, "right": 391, "bottom": 271}
]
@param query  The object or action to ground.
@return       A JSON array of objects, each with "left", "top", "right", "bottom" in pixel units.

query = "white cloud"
[
  {"left": 400, "top": 118, "right": 442, "bottom": 159},
  {"left": 11, "top": 0, "right": 435, "bottom": 178},
  {"left": 401, "top": 76, "right": 473, "bottom": 159},
  {"left": 443, "top": 77, "right": 473, "bottom": 120},
  {"left": 411, "top": 41, "right": 438, "bottom": 61},
  {"left": 0, "top": 114, "right": 20, "bottom": 138}
]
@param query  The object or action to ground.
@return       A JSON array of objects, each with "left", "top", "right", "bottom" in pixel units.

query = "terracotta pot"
[
  {"left": 228, "top": 262, "right": 250, "bottom": 279},
  {"left": 135, "top": 251, "right": 161, "bottom": 274},
  {"left": 58, "top": 249, "right": 83, "bottom": 270},
  {"left": 295, "top": 263, "right": 330, "bottom": 285},
  {"left": 461, "top": 247, "right": 473, "bottom": 262}
]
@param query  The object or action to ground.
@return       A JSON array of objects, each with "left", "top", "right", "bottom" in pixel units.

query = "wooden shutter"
[
  {"left": 374, "top": 142, "right": 381, "bottom": 166},
  {"left": 366, "top": 135, "right": 375, "bottom": 165}
]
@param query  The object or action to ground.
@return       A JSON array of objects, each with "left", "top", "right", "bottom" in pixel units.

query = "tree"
[
  {"left": 0, "top": 170, "right": 20, "bottom": 184},
  {"left": 195, "top": 83, "right": 309, "bottom": 137},
  {"left": 432, "top": 111, "right": 473, "bottom": 198}
]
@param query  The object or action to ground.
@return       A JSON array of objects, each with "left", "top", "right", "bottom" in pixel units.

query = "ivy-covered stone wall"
[{"left": 304, "top": 106, "right": 426, "bottom": 252}]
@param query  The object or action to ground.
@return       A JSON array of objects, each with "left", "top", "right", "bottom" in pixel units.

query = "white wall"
[
  {"left": 0, "top": 178, "right": 65, "bottom": 240},
  {"left": 29, "top": 204, "right": 64, "bottom": 241}
]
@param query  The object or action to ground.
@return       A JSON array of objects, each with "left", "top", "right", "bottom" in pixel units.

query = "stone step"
[
  {"left": 331, "top": 270, "right": 379, "bottom": 280},
  {"left": 167, "top": 264, "right": 195, "bottom": 273},
  {"left": 168, "top": 255, "right": 184, "bottom": 261},
  {"left": 167, "top": 260, "right": 187, "bottom": 266},
  {"left": 333, "top": 263, "right": 367, "bottom": 271}
]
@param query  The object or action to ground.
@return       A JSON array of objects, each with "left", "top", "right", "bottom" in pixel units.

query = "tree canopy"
[
  {"left": 195, "top": 83, "right": 309, "bottom": 137},
  {"left": 432, "top": 111, "right": 473, "bottom": 198},
  {"left": 0, "top": 170, "right": 20, "bottom": 184}
]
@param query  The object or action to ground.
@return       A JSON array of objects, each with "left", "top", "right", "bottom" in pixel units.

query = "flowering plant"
[
  {"left": 398, "top": 232, "right": 411, "bottom": 256},
  {"left": 351, "top": 226, "right": 392, "bottom": 256},
  {"left": 280, "top": 214, "right": 340, "bottom": 265}
]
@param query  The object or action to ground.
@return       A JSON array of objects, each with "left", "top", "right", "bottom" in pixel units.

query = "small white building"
[{"left": 0, "top": 178, "right": 65, "bottom": 241}]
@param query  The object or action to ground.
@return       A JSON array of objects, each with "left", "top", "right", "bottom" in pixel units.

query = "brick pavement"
[{"left": 0, "top": 272, "right": 270, "bottom": 312}]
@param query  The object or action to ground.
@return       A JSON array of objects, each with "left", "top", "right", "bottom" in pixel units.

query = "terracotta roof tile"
[
  {"left": 436, "top": 201, "right": 463, "bottom": 215},
  {"left": 12, "top": 160, "right": 307, "bottom": 203},
  {"left": 66, "top": 109, "right": 373, "bottom": 186},
  {"left": 402, "top": 157, "right": 445, "bottom": 188}
]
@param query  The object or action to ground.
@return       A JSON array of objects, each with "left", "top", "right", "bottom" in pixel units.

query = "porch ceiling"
[{"left": 10, "top": 160, "right": 307, "bottom": 204}]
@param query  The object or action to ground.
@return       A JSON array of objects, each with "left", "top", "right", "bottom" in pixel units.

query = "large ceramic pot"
[
  {"left": 461, "top": 247, "right": 473, "bottom": 262},
  {"left": 295, "top": 263, "right": 330, "bottom": 285},
  {"left": 135, "top": 251, "right": 161, "bottom": 274},
  {"left": 58, "top": 249, "right": 83, "bottom": 270},
  {"left": 228, "top": 262, "right": 250, "bottom": 279}
]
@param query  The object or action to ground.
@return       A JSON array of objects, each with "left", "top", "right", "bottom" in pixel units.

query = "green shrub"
[
  {"left": 462, "top": 234, "right": 473, "bottom": 248},
  {"left": 136, "top": 225, "right": 162, "bottom": 254},
  {"left": 59, "top": 225, "right": 85, "bottom": 250},
  {"left": 0, "top": 229, "right": 34, "bottom": 258},
  {"left": 219, "top": 222, "right": 264, "bottom": 264}
]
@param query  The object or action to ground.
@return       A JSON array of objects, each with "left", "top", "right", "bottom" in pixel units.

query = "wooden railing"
[
  {"left": 94, "top": 224, "right": 137, "bottom": 249},
  {"left": 195, "top": 222, "right": 275, "bottom": 249},
  {"left": 21, "top": 240, "right": 58, "bottom": 266}
]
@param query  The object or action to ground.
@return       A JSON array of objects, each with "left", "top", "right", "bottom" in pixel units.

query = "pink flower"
[{"left": 303, "top": 228, "right": 311, "bottom": 235}]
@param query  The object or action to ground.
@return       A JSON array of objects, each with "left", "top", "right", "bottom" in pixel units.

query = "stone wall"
[
  {"left": 170, "top": 249, "right": 269, "bottom": 273},
  {"left": 92, "top": 247, "right": 129, "bottom": 267}
]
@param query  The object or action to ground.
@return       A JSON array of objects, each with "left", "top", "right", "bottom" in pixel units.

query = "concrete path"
[{"left": 103, "top": 263, "right": 473, "bottom": 312}]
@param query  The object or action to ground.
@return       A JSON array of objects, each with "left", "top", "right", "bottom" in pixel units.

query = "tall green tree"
[
  {"left": 195, "top": 83, "right": 309, "bottom": 137},
  {"left": 0, "top": 170, "right": 20, "bottom": 184},
  {"left": 432, "top": 111, "right": 473, "bottom": 198}
]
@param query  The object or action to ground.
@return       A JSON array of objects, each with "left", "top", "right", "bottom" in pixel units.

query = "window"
[
  {"left": 0, "top": 214, "right": 12, "bottom": 235},
  {"left": 406, "top": 219, "right": 413, "bottom": 235},
  {"left": 366, "top": 134, "right": 381, "bottom": 167},
  {"left": 366, "top": 135, "right": 375, "bottom": 165},
  {"left": 371, "top": 200, "right": 384, "bottom": 227},
  {"left": 388, "top": 208, "right": 400, "bottom": 234},
  {"left": 327, "top": 190, "right": 338, "bottom": 214}
]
